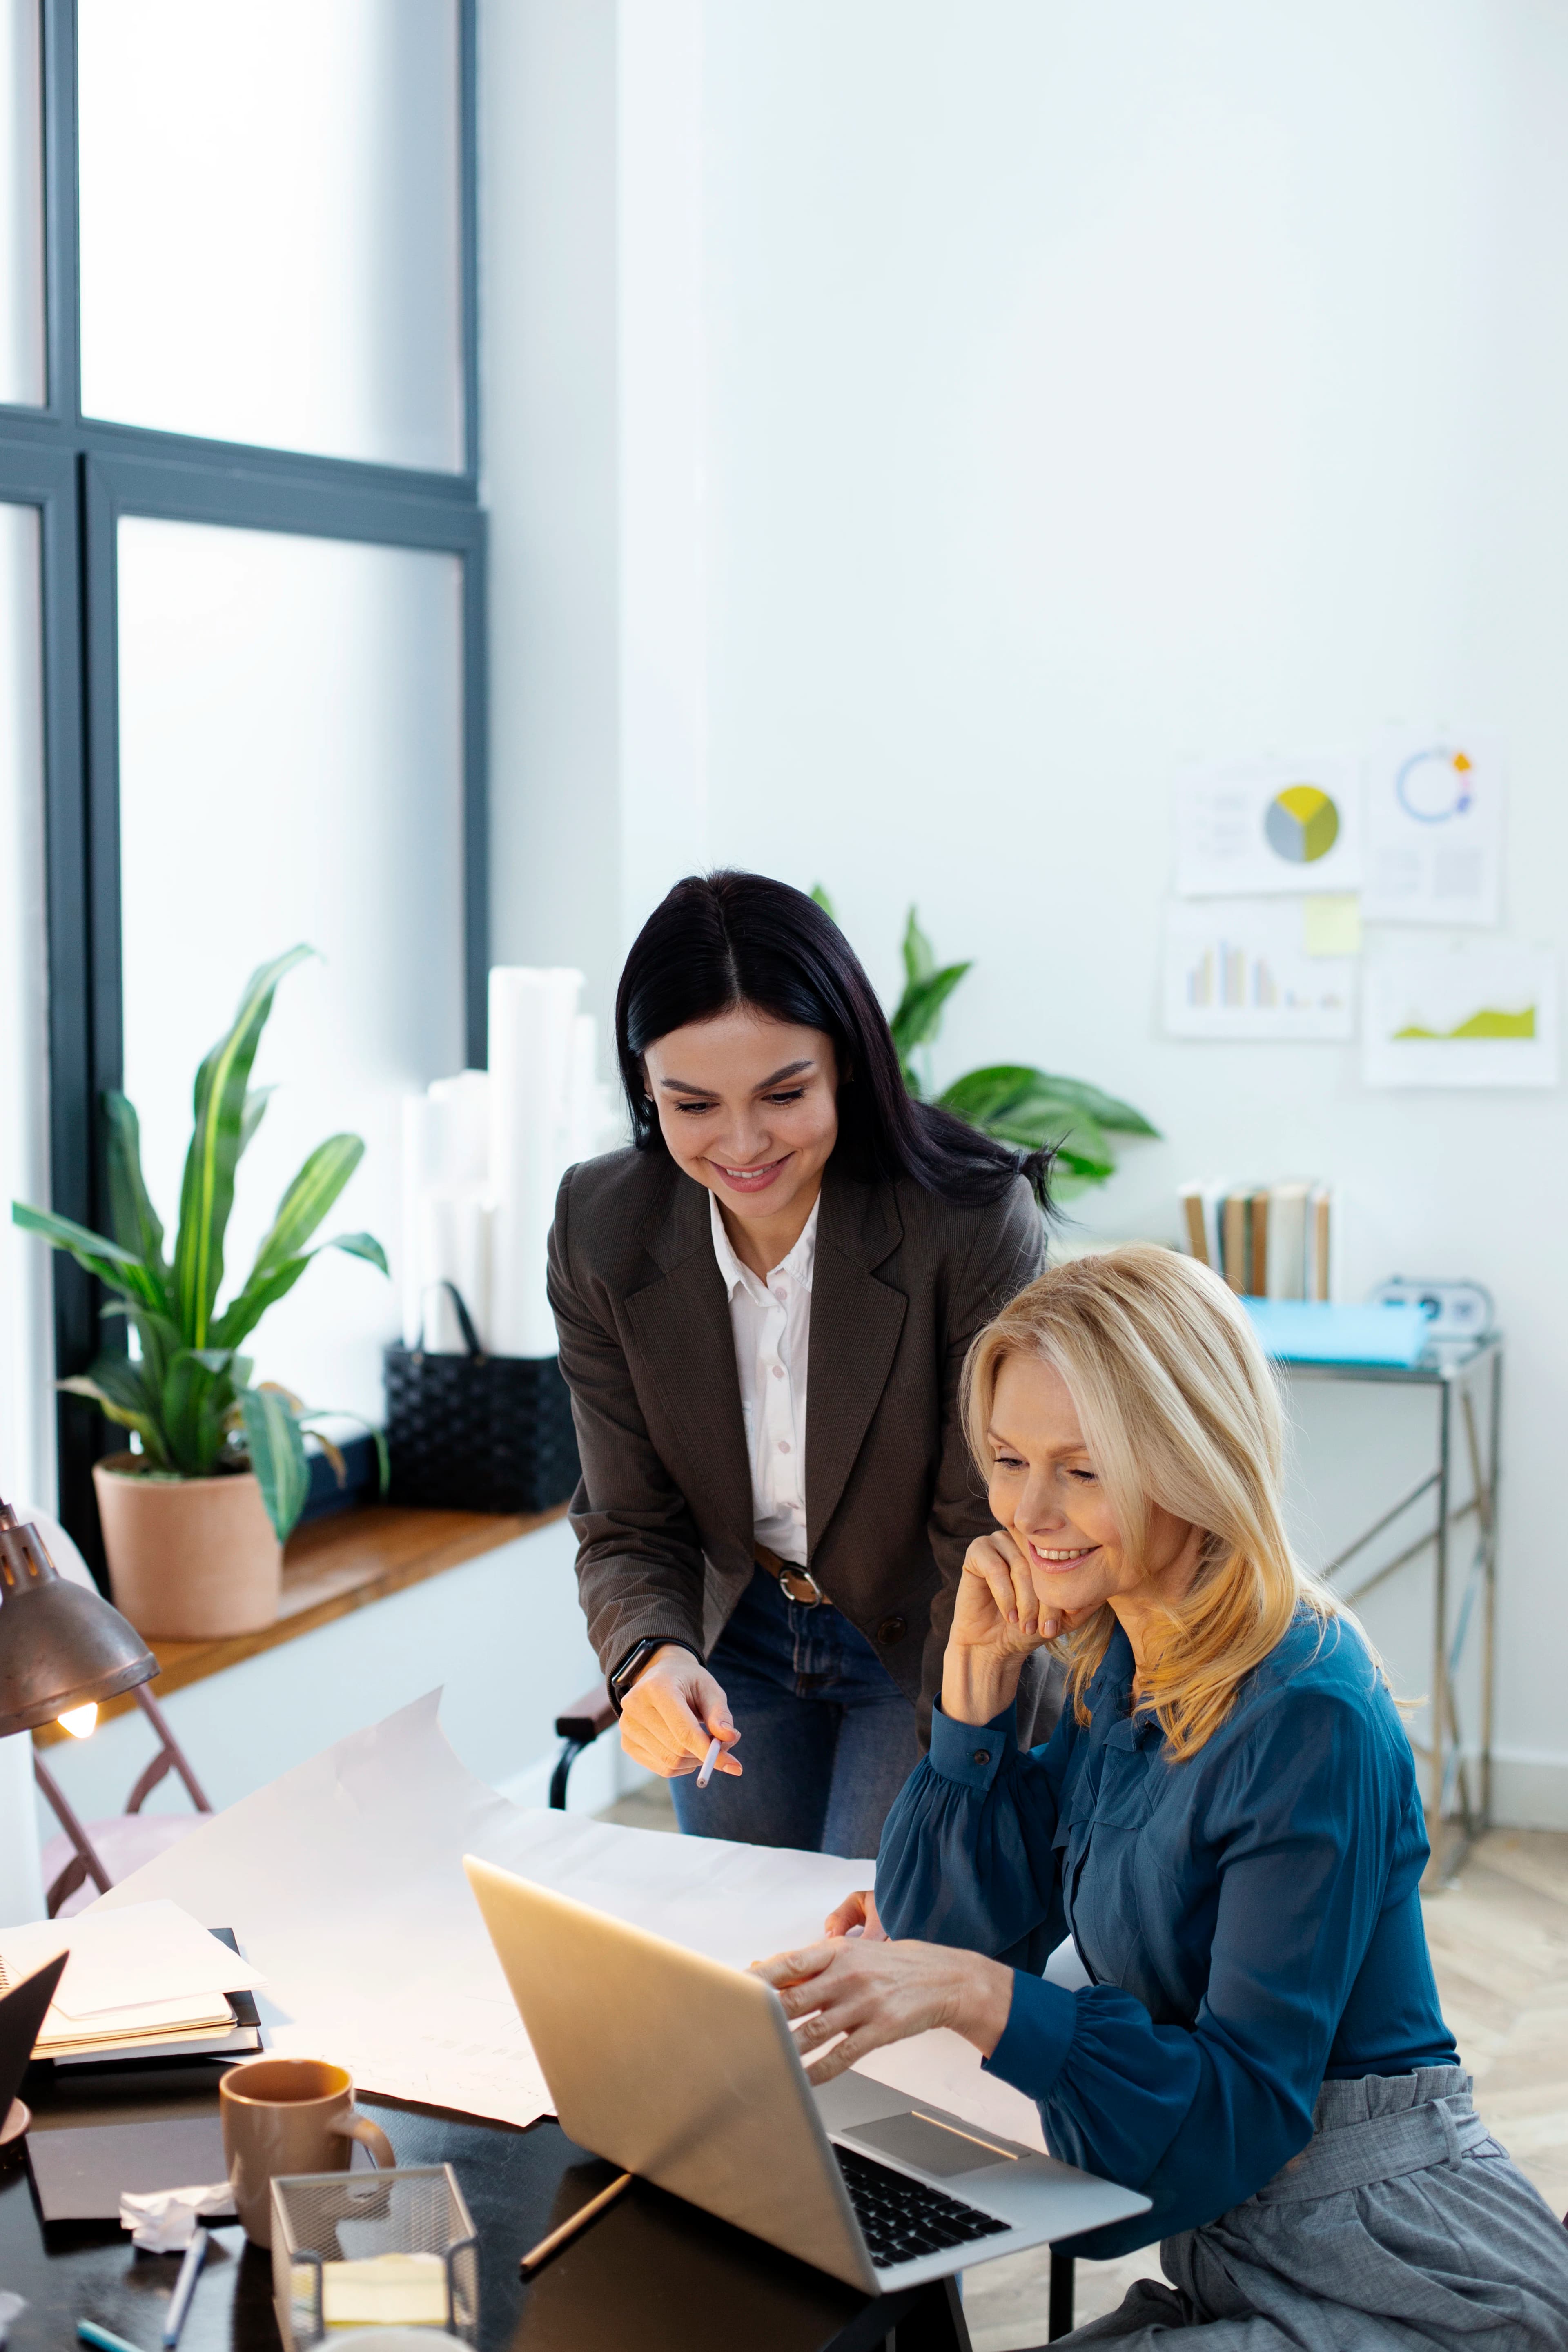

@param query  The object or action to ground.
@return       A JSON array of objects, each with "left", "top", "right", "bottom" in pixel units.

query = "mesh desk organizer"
[
  {"left": 271, "top": 2164, "right": 479, "bottom": 2349},
  {"left": 1244, "top": 1300, "right": 1501, "bottom": 1885}
]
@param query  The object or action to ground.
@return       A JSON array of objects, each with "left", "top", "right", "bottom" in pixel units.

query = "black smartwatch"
[{"left": 607, "top": 1635, "right": 700, "bottom": 1715}]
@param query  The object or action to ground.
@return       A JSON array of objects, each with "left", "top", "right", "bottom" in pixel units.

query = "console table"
[{"left": 1281, "top": 1334, "right": 1502, "bottom": 1886}]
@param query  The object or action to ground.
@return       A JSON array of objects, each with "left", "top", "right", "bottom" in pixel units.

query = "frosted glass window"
[
  {"left": 78, "top": 2, "right": 463, "bottom": 469},
  {"left": 0, "top": 0, "right": 45, "bottom": 405},
  {"left": 117, "top": 519, "right": 466, "bottom": 1427},
  {"left": 0, "top": 503, "right": 54, "bottom": 1503}
]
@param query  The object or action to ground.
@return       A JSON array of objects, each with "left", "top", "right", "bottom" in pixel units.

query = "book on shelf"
[{"left": 1179, "top": 1178, "right": 1333, "bottom": 1302}]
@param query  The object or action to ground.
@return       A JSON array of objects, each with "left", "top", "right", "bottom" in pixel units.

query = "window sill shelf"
[{"left": 33, "top": 1501, "right": 567, "bottom": 1748}]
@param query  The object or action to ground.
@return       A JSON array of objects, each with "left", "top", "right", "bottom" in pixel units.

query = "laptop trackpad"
[{"left": 844, "top": 2110, "right": 1016, "bottom": 2179}]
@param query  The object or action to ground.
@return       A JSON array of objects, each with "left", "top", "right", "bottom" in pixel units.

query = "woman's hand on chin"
[
  {"left": 751, "top": 1937, "right": 1014, "bottom": 2081},
  {"left": 953, "top": 1530, "right": 1065, "bottom": 1654},
  {"left": 942, "top": 1529, "right": 1064, "bottom": 1724}
]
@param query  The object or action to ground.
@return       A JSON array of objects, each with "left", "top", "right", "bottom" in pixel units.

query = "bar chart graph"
[{"left": 1165, "top": 901, "right": 1354, "bottom": 1039}]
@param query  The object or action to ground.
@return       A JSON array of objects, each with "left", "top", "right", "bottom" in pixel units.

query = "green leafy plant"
[
  {"left": 813, "top": 889, "right": 1158, "bottom": 1199},
  {"left": 12, "top": 947, "right": 390, "bottom": 1542}
]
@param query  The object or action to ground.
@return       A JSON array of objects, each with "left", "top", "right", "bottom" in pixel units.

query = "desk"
[
  {"left": 1286, "top": 1334, "right": 1501, "bottom": 1886},
  {"left": 0, "top": 2077, "right": 973, "bottom": 2352}
]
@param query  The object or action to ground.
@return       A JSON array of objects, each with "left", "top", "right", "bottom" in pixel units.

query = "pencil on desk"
[{"left": 519, "top": 2169, "right": 633, "bottom": 2277}]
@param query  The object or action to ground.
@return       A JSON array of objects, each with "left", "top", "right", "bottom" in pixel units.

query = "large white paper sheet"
[{"left": 92, "top": 1695, "right": 1049, "bottom": 2152}]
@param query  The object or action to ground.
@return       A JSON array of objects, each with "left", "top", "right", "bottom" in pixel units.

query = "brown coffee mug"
[{"left": 219, "top": 2056, "right": 394, "bottom": 2246}]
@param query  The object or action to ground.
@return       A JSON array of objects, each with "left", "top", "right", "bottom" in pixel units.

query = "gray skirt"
[{"left": 1063, "top": 2068, "right": 1568, "bottom": 2350}]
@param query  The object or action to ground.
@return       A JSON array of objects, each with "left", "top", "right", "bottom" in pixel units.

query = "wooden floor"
[{"left": 599, "top": 1791, "right": 1568, "bottom": 2347}]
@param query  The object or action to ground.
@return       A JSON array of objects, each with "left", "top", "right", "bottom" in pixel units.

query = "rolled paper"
[
  {"left": 399, "top": 1095, "right": 441, "bottom": 1348},
  {"left": 418, "top": 1187, "right": 493, "bottom": 1352},
  {"left": 428, "top": 1069, "right": 490, "bottom": 1185},
  {"left": 488, "top": 968, "right": 583, "bottom": 1358},
  {"left": 402, "top": 1073, "right": 492, "bottom": 1347}
]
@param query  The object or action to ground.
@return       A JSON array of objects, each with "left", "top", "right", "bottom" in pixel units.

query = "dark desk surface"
[{"left": 0, "top": 2070, "right": 971, "bottom": 2352}]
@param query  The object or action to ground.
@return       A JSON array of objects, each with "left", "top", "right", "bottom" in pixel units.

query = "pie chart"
[{"left": 1264, "top": 784, "right": 1340, "bottom": 865}]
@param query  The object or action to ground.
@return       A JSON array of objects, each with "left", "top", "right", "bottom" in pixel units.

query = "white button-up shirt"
[{"left": 710, "top": 1190, "right": 817, "bottom": 1567}]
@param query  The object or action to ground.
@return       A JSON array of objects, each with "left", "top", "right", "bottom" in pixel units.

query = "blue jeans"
[{"left": 669, "top": 1566, "right": 921, "bottom": 1858}]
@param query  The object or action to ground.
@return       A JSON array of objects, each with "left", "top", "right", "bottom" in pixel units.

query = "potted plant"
[
  {"left": 814, "top": 892, "right": 1158, "bottom": 1196},
  {"left": 13, "top": 947, "right": 389, "bottom": 1639}
]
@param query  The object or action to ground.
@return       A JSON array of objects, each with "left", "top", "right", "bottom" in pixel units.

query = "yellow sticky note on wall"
[{"left": 1303, "top": 895, "right": 1362, "bottom": 957}]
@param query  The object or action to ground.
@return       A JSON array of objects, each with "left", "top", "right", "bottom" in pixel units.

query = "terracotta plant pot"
[{"left": 92, "top": 1453, "right": 283, "bottom": 1639}]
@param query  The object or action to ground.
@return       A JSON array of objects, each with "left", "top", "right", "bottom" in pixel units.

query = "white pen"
[
  {"left": 696, "top": 1735, "right": 722, "bottom": 1787},
  {"left": 162, "top": 2225, "right": 209, "bottom": 2350}
]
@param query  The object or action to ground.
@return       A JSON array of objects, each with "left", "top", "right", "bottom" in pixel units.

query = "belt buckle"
[{"left": 779, "top": 1565, "right": 826, "bottom": 1608}]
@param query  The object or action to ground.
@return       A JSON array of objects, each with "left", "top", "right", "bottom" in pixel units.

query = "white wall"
[{"left": 483, "top": 0, "right": 1568, "bottom": 1822}]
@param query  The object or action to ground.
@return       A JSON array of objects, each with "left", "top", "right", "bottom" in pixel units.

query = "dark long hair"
[{"left": 615, "top": 871, "right": 1051, "bottom": 1209}]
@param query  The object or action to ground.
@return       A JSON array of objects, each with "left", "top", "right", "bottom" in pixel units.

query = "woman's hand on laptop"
[
  {"left": 750, "top": 1938, "right": 1013, "bottom": 2081},
  {"left": 823, "top": 1888, "right": 889, "bottom": 1940},
  {"left": 619, "top": 1646, "right": 742, "bottom": 1779}
]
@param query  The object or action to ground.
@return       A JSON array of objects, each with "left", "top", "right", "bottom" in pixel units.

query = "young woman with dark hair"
[{"left": 547, "top": 869, "right": 1058, "bottom": 1855}]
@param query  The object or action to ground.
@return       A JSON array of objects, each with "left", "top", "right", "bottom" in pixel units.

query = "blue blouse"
[{"left": 875, "top": 1610, "right": 1457, "bottom": 2257}]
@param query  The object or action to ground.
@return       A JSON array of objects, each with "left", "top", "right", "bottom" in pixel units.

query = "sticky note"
[
  {"left": 1303, "top": 896, "right": 1362, "bottom": 957},
  {"left": 318, "top": 2252, "right": 448, "bottom": 2326}
]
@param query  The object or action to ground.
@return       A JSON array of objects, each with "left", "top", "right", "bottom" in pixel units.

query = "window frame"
[{"left": 0, "top": 0, "right": 486, "bottom": 1560}]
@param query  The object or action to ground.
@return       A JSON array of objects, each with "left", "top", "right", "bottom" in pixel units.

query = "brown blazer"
[{"left": 547, "top": 1146, "right": 1047, "bottom": 1736}]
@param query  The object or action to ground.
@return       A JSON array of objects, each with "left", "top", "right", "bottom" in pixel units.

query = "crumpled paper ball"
[{"left": 118, "top": 2180, "right": 234, "bottom": 2252}]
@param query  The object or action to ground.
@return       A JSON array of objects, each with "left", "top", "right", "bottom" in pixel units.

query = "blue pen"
[
  {"left": 162, "top": 2227, "right": 209, "bottom": 2350},
  {"left": 77, "top": 2323, "right": 143, "bottom": 2352}
]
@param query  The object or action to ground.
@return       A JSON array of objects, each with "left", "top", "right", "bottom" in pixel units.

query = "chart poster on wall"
[
  {"left": 1363, "top": 944, "right": 1557, "bottom": 1088},
  {"left": 1163, "top": 898, "right": 1356, "bottom": 1041},
  {"left": 1361, "top": 729, "right": 1503, "bottom": 927},
  {"left": 1173, "top": 752, "right": 1363, "bottom": 898}
]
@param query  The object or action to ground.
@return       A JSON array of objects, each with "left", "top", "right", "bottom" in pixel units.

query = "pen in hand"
[{"left": 696, "top": 1735, "right": 722, "bottom": 1788}]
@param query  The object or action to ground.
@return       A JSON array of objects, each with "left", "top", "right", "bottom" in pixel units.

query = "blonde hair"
[{"left": 963, "top": 1243, "right": 1341, "bottom": 1760}]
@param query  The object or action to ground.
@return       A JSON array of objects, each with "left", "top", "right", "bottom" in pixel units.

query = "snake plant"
[
  {"left": 813, "top": 891, "right": 1158, "bottom": 1199},
  {"left": 13, "top": 946, "right": 389, "bottom": 1542}
]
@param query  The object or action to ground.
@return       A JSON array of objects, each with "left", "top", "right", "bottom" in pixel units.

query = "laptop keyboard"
[{"left": 834, "top": 2142, "right": 1010, "bottom": 2267}]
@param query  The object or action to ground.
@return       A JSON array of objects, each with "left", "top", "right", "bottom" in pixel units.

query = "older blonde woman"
[{"left": 753, "top": 1246, "right": 1568, "bottom": 2348}]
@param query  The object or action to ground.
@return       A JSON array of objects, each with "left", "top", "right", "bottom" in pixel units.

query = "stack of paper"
[{"left": 0, "top": 1900, "right": 265, "bottom": 2062}]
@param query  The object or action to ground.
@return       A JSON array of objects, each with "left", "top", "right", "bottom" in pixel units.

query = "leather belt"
[{"left": 755, "top": 1541, "right": 829, "bottom": 1608}]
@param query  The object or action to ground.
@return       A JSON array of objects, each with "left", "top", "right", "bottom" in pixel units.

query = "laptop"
[
  {"left": 0, "top": 1951, "right": 68, "bottom": 2136},
  {"left": 464, "top": 1855, "right": 1148, "bottom": 2293}
]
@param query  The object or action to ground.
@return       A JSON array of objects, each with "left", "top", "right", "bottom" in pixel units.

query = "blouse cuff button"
[{"left": 971, "top": 1748, "right": 991, "bottom": 1766}]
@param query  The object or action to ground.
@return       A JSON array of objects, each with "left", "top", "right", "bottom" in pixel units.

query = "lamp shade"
[{"left": 0, "top": 1507, "right": 156, "bottom": 1738}]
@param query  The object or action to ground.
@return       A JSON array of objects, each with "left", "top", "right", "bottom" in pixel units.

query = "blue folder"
[{"left": 1241, "top": 1299, "right": 1430, "bottom": 1367}]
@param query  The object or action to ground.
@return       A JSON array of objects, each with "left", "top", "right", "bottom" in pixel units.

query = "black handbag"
[{"left": 383, "top": 1284, "right": 580, "bottom": 1514}]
